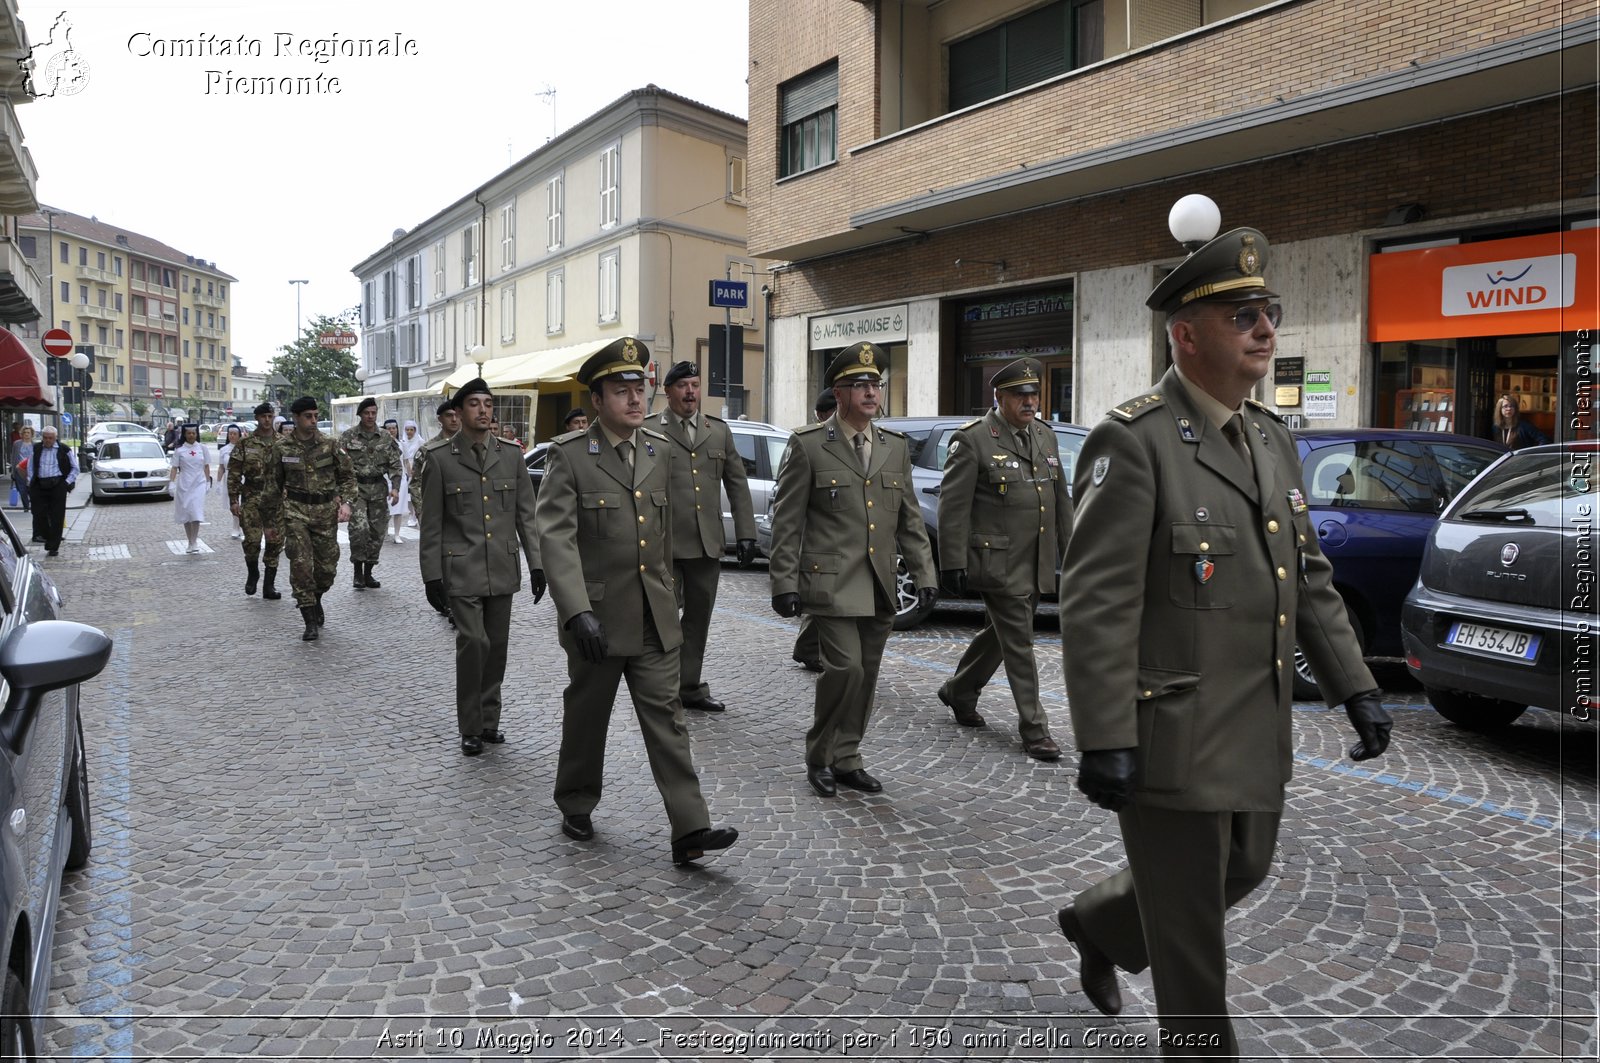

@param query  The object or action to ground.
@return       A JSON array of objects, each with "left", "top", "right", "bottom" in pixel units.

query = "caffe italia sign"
[{"left": 809, "top": 304, "right": 908, "bottom": 351}]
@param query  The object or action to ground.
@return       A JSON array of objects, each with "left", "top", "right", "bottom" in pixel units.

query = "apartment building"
[
  {"left": 0, "top": 0, "right": 48, "bottom": 412},
  {"left": 749, "top": 0, "right": 1597, "bottom": 443},
  {"left": 17, "top": 207, "right": 239, "bottom": 425},
  {"left": 352, "top": 84, "right": 770, "bottom": 439}
]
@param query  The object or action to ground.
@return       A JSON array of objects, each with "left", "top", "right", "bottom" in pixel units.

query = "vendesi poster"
[{"left": 1304, "top": 370, "right": 1336, "bottom": 419}]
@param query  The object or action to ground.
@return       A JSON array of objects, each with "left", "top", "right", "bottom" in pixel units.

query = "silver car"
[
  {"left": 724, "top": 420, "right": 791, "bottom": 564},
  {"left": 89, "top": 437, "right": 172, "bottom": 502}
]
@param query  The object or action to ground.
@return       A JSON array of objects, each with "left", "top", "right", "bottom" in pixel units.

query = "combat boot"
[
  {"left": 353, "top": 562, "right": 366, "bottom": 590},
  {"left": 261, "top": 566, "right": 282, "bottom": 600},
  {"left": 244, "top": 556, "right": 260, "bottom": 596},
  {"left": 363, "top": 563, "right": 382, "bottom": 589},
  {"left": 300, "top": 607, "right": 319, "bottom": 641},
  {"left": 314, "top": 594, "right": 326, "bottom": 627}
]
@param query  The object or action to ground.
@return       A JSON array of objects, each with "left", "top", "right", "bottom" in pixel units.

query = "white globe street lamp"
[{"left": 1168, "top": 194, "right": 1222, "bottom": 252}]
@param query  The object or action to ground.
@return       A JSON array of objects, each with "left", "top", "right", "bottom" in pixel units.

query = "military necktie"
[
  {"left": 1016, "top": 429, "right": 1031, "bottom": 461},
  {"left": 471, "top": 441, "right": 487, "bottom": 467},
  {"left": 681, "top": 417, "right": 696, "bottom": 446},
  {"left": 616, "top": 439, "right": 634, "bottom": 468},
  {"left": 1222, "top": 414, "right": 1252, "bottom": 472},
  {"left": 854, "top": 432, "right": 869, "bottom": 473}
]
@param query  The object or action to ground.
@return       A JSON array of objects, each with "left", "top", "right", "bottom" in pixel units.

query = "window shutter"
[
  {"left": 1006, "top": 3, "right": 1069, "bottom": 88},
  {"left": 781, "top": 62, "right": 838, "bottom": 124},
  {"left": 949, "top": 29, "right": 1004, "bottom": 111}
]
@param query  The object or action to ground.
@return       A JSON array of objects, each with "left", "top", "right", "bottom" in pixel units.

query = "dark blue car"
[{"left": 1290, "top": 429, "right": 1506, "bottom": 699}]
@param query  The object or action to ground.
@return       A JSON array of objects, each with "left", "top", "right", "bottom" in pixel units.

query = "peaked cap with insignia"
[
  {"left": 1147, "top": 196, "right": 1277, "bottom": 315},
  {"left": 578, "top": 337, "right": 650, "bottom": 388},
  {"left": 826, "top": 341, "right": 884, "bottom": 385},
  {"left": 991, "top": 357, "right": 1043, "bottom": 395}
]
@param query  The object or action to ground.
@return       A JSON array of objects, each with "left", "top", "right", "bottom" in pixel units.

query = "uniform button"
[
  {"left": 811, "top": 564, "right": 819, "bottom": 571},
  {"left": 865, "top": 479, "right": 871, "bottom": 486},
  {"left": 481, "top": 476, "right": 486, "bottom": 482},
  {"left": 1298, "top": 533, "right": 1306, "bottom": 545},
  {"left": 1277, "top": 566, "right": 1287, "bottom": 580},
  {"left": 483, "top": 495, "right": 489, "bottom": 501},
  {"left": 696, "top": 504, "right": 702, "bottom": 510},
  {"left": 1275, "top": 658, "right": 1282, "bottom": 671},
  {"left": 1279, "top": 614, "right": 1287, "bottom": 627},
  {"left": 1143, "top": 689, "right": 1153, "bottom": 698},
  {"left": 868, "top": 546, "right": 875, "bottom": 555},
  {"left": 484, "top": 515, "right": 490, "bottom": 521},
  {"left": 640, "top": 564, "right": 646, "bottom": 572},
  {"left": 692, "top": 468, "right": 698, "bottom": 475},
  {"left": 869, "top": 523, "right": 875, "bottom": 531},
  {"left": 638, "top": 515, "right": 645, "bottom": 524},
  {"left": 690, "top": 452, "right": 697, "bottom": 459},
  {"left": 1199, "top": 541, "right": 1210, "bottom": 552},
  {"left": 1039, "top": 505, "right": 1045, "bottom": 512},
  {"left": 639, "top": 539, "right": 646, "bottom": 547},
  {"left": 866, "top": 500, "right": 874, "bottom": 508},
  {"left": 598, "top": 499, "right": 606, "bottom": 506},
  {"left": 1267, "top": 520, "right": 1280, "bottom": 533},
  {"left": 635, "top": 490, "right": 643, "bottom": 498},
  {"left": 694, "top": 485, "right": 700, "bottom": 491},
  {"left": 982, "top": 540, "right": 988, "bottom": 547},
  {"left": 1040, "top": 526, "right": 1045, "bottom": 533},
  {"left": 830, "top": 479, "right": 837, "bottom": 485},
  {"left": 486, "top": 532, "right": 492, "bottom": 539}
]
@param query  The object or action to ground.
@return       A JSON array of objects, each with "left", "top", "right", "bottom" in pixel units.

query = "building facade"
[
  {"left": 16, "top": 207, "right": 238, "bottom": 425},
  {"left": 351, "top": 85, "right": 771, "bottom": 440},
  {"left": 0, "top": 0, "right": 48, "bottom": 414},
  {"left": 749, "top": 0, "right": 1597, "bottom": 443}
]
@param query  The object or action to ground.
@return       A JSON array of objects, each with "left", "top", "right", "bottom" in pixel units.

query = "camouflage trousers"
[
  {"left": 346, "top": 487, "right": 389, "bottom": 565},
  {"left": 240, "top": 497, "right": 282, "bottom": 567},
  {"left": 281, "top": 501, "right": 341, "bottom": 608}
]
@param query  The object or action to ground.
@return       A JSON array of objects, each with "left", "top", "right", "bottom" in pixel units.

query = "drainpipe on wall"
[{"left": 472, "top": 192, "right": 488, "bottom": 350}]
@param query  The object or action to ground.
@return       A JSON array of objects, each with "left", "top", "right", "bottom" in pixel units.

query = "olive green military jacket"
[
  {"left": 1060, "top": 368, "right": 1375, "bottom": 813},
  {"left": 939, "top": 409, "right": 1074, "bottom": 596},
  {"left": 534, "top": 426, "right": 682, "bottom": 656},
  {"left": 417, "top": 434, "right": 540, "bottom": 598},
  {"left": 769, "top": 414, "right": 936, "bottom": 617},
  {"left": 338, "top": 425, "right": 402, "bottom": 497},
  {"left": 270, "top": 430, "right": 356, "bottom": 509},
  {"left": 656, "top": 411, "right": 757, "bottom": 560},
  {"left": 227, "top": 429, "right": 281, "bottom": 515},
  {"left": 409, "top": 431, "right": 450, "bottom": 515}
]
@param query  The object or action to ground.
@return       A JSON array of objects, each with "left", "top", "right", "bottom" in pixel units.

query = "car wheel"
[
  {"left": 1292, "top": 606, "right": 1364, "bottom": 702},
  {"left": 891, "top": 552, "right": 936, "bottom": 630},
  {"left": 0, "top": 968, "right": 35, "bottom": 1061},
  {"left": 64, "top": 718, "right": 91, "bottom": 871},
  {"left": 1425, "top": 686, "right": 1528, "bottom": 730}
]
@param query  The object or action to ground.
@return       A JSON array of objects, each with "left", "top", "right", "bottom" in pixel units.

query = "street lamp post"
[{"left": 288, "top": 279, "right": 309, "bottom": 340}]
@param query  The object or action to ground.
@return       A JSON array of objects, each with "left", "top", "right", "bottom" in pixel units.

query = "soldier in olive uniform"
[
  {"left": 657, "top": 360, "right": 758, "bottom": 713},
  {"left": 272, "top": 396, "right": 358, "bottom": 642},
  {"left": 339, "top": 396, "right": 402, "bottom": 589},
  {"left": 936, "top": 358, "right": 1074, "bottom": 760},
  {"left": 768, "top": 342, "right": 937, "bottom": 798},
  {"left": 419, "top": 378, "right": 544, "bottom": 756},
  {"left": 1052, "top": 200, "right": 1393, "bottom": 1057},
  {"left": 409, "top": 399, "right": 461, "bottom": 518},
  {"left": 789, "top": 388, "right": 836, "bottom": 673},
  {"left": 228, "top": 401, "right": 284, "bottom": 601},
  {"left": 534, "top": 337, "right": 738, "bottom": 866}
]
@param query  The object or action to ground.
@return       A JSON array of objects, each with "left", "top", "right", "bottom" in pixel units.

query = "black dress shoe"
[
  {"left": 832, "top": 767, "right": 883, "bottom": 793},
  {"left": 460, "top": 735, "right": 483, "bottom": 756},
  {"left": 1023, "top": 736, "right": 1063, "bottom": 761},
  {"left": 938, "top": 686, "right": 986, "bottom": 727},
  {"left": 683, "top": 695, "right": 725, "bottom": 713},
  {"left": 806, "top": 765, "right": 836, "bottom": 797},
  {"left": 1058, "top": 906, "right": 1123, "bottom": 1016},
  {"left": 561, "top": 813, "right": 594, "bottom": 841},
  {"left": 793, "top": 655, "right": 824, "bottom": 673},
  {"left": 479, "top": 729, "right": 505, "bottom": 744},
  {"left": 671, "top": 826, "right": 738, "bottom": 865}
]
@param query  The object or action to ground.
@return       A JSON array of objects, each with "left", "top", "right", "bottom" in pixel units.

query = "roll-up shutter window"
[{"left": 781, "top": 62, "right": 838, "bottom": 125}]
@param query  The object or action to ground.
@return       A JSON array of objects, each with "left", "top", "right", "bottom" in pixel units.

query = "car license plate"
[
  {"left": 1446, "top": 621, "right": 1540, "bottom": 662},
  {"left": 127, "top": 480, "right": 142, "bottom": 489}
]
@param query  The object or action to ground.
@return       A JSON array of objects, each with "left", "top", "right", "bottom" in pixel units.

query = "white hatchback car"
[{"left": 89, "top": 437, "right": 172, "bottom": 502}]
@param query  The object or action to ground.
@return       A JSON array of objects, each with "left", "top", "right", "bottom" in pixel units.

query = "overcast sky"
[{"left": 16, "top": 0, "right": 750, "bottom": 371}]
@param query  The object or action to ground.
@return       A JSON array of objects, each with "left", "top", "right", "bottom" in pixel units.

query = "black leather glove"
[
  {"left": 1076, "top": 748, "right": 1138, "bottom": 812},
  {"left": 565, "top": 611, "right": 608, "bottom": 663},
  {"left": 424, "top": 579, "right": 448, "bottom": 615},
  {"left": 1345, "top": 690, "right": 1393, "bottom": 761},
  {"left": 736, "top": 539, "right": 758, "bottom": 566},
  {"left": 772, "top": 592, "right": 801, "bottom": 618},
  {"left": 916, "top": 586, "right": 939, "bottom": 611},
  {"left": 940, "top": 568, "right": 967, "bottom": 596},
  {"left": 528, "top": 568, "right": 546, "bottom": 604}
]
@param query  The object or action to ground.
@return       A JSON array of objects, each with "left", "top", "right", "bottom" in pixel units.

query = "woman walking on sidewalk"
[
  {"left": 215, "top": 424, "right": 243, "bottom": 538},
  {"left": 168, "top": 423, "right": 212, "bottom": 553},
  {"left": 9, "top": 424, "right": 32, "bottom": 517}
]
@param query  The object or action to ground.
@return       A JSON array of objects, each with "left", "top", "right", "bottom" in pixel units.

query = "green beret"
[
  {"left": 289, "top": 396, "right": 318, "bottom": 415},
  {"left": 663, "top": 361, "right": 699, "bottom": 387},
  {"left": 357, "top": 396, "right": 377, "bottom": 413},
  {"left": 578, "top": 337, "right": 650, "bottom": 389},
  {"left": 825, "top": 341, "right": 884, "bottom": 385},
  {"left": 991, "top": 358, "right": 1042, "bottom": 394},
  {"left": 814, "top": 388, "right": 837, "bottom": 416},
  {"left": 252, "top": 402, "right": 274, "bottom": 417},
  {"left": 451, "top": 377, "right": 492, "bottom": 409}
]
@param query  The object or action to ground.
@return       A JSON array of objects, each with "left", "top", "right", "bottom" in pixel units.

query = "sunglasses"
[{"left": 1218, "top": 303, "right": 1283, "bottom": 332}]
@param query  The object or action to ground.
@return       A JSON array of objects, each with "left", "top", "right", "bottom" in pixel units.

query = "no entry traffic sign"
[{"left": 42, "top": 328, "right": 73, "bottom": 356}]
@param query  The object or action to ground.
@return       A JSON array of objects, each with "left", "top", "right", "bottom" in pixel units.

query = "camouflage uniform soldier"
[
  {"left": 272, "top": 396, "right": 357, "bottom": 642},
  {"left": 228, "top": 401, "right": 284, "bottom": 600},
  {"left": 409, "top": 399, "right": 460, "bottom": 518},
  {"left": 339, "top": 396, "right": 402, "bottom": 589}
]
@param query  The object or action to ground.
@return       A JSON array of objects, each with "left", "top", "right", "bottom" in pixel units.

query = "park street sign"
[
  {"left": 709, "top": 280, "right": 748, "bottom": 309},
  {"left": 318, "top": 331, "right": 358, "bottom": 348}
]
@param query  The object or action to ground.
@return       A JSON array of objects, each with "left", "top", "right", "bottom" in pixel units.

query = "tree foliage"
[{"left": 267, "top": 314, "right": 361, "bottom": 404}]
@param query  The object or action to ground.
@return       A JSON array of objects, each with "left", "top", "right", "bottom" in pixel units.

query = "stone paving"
[{"left": 27, "top": 488, "right": 1600, "bottom": 1060}]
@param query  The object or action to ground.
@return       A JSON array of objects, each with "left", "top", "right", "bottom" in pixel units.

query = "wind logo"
[{"left": 1442, "top": 253, "right": 1575, "bottom": 316}]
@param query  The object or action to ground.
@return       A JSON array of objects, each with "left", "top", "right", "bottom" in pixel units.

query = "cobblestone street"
[{"left": 28, "top": 489, "right": 1600, "bottom": 1060}]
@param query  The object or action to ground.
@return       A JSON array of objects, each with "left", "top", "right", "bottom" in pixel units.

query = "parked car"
[
  {"left": 89, "top": 437, "right": 173, "bottom": 503},
  {"left": 0, "top": 508, "right": 113, "bottom": 1054},
  {"left": 1290, "top": 429, "right": 1507, "bottom": 699},
  {"left": 873, "top": 415, "right": 1089, "bottom": 629},
  {"left": 535, "top": 421, "right": 793, "bottom": 565},
  {"left": 1401, "top": 440, "right": 1596, "bottom": 730},
  {"left": 84, "top": 421, "right": 151, "bottom": 448}
]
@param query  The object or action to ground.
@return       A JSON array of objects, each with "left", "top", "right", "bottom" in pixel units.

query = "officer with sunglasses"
[{"left": 1050, "top": 198, "right": 1392, "bottom": 1057}]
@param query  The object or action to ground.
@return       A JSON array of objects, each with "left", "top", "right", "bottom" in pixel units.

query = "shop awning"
[
  {"left": 442, "top": 339, "right": 616, "bottom": 391},
  {"left": 0, "top": 331, "right": 52, "bottom": 409}
]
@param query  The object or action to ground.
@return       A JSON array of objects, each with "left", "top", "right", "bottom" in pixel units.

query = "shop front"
[
  {"left": 808, "top": 304, "right": 910, "bottom": 416},
  {"left": 1369, "top": 227, "right": 1598, "bottom": 444},
  {"left": 945, "top": 287, "right": 1074, "bottom": 420}
]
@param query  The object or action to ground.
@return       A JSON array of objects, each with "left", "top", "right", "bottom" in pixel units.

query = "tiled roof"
[{"left": 17, "top": 205, "right": 239, "bottom": 281}]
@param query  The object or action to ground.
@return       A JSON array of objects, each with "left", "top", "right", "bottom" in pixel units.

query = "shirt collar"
[
  {"left": 599, "top": 423, "right": 634, "bottom": 450},
  {"left": 1172, "top": 362, "right": 1244, "bottom": 430}
]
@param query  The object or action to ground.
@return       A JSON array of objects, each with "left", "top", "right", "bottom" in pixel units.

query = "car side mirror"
[{"left": 0, "top": 621, "right": 112, "bottom": 751}]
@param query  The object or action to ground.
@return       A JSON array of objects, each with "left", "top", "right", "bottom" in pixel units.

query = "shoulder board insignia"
[
  {"left": 794, "top": 422, "right": 824, "bottom": 435},
  {"left": 704, "top": 413, "right": 725, "bottom": 424},
  {"left": 1245, "top": 398, "right": 1285, "bottom": 423},
  {"left": 1108, "top": 394, "right": 1164, "bottom": 421},
  {"left": 959, "top": 418, "right": 982, "bottom": 431},
  {"left": 874, "top": 425, "right": 905, "bottom": 439},
  {"left": 422, "top": 437, "right": 451, "bottom": 452},
  {"left": 639, "top": 426, "right": 669, "bottom": 443},
  {"left": 551, "top": 429, "right": 585, "bottom": 443}
]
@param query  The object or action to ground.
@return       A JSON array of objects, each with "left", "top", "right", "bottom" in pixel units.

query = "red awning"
[{"left": 0, "top": 330, "right": 53, "bottom": 409}]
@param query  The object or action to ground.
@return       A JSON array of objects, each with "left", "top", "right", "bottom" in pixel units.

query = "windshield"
[
  {"left": 1449, "top": 449, "right": 1597, "bottom": 528},
  {"left": 105, "top": 440, "right": 165, "bottom": 460}
]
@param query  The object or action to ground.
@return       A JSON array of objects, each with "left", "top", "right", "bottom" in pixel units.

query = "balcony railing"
[
  {"left": 75, "top": 265, "right": 116, "bottom": 285},
  {"left": 0, "top": 97, "right": 38, "bottom": 214},
  {"left": 77, "top": 303, "right": 118, "bottom": 322},
  {"left": 192, "top": 325, "right": 225, "bottom": 340},
  {"left": 192, "top": 291, "right": 225, "bottom": 309}
]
